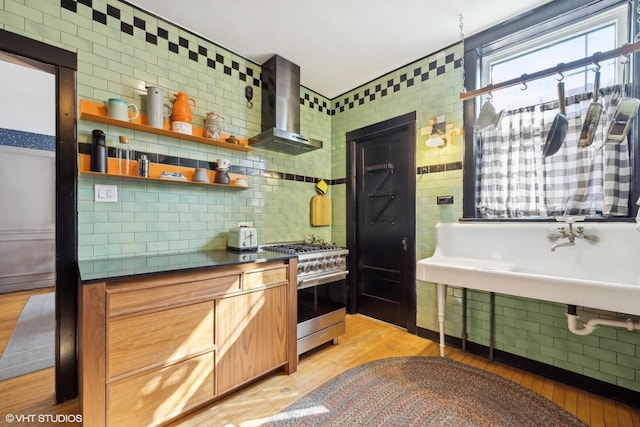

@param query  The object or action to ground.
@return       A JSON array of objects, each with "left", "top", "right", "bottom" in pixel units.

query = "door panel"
[
  {"left": 361, "top": 266, "right": 400, "bottom": 302},
  {"left": 348, "top": 113, "right": 416, "bottom": 331}
]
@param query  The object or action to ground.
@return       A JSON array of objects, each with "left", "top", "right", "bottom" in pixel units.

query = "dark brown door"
[{"left": 347, "top": 112, "right": 416, "bottom": 332}]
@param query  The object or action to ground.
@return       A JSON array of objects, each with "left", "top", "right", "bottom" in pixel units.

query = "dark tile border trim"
[
  {"left": 78, "top": 142, "right": 343, "bottom": 185},
  {"left": 417, "top": 161, "right": 462, "bottom": 175},
  {"left": 331, "top": 54, "right": 462, "bottom": 116},
  {"left": 61, "top": 0, "right": 262, "bottom": 86},
  {"left": 80, "top": 143, "right": 459, "bottom": 184}
]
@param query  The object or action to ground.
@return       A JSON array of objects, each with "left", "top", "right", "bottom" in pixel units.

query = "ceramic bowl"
[
  {"left": 192, "top": 168, "right": 210, "bottom": 183},
  {"left": 235, "top": 178, "right": 248, "bottom": 187}
]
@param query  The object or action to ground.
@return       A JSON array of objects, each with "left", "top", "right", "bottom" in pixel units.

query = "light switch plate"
[
  {"left": 437, "top": 195, "right": 454, "bottom": 205},
  {"left": 95, "top": 184, "right": 118, "bottom": 202}
]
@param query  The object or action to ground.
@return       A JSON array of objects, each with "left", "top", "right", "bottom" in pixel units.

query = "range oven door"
[
  {"left": 297, "top": 274, "right": 348, "bottom": 355},
  {"left": 297, "top": 273, "right": 347, "bottom": 324}
]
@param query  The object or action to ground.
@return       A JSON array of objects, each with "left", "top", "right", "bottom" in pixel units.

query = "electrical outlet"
[
  {"left": 95, "top": 184, "right": 118, "bottom": 202},
  {"left": 237, "top": 221, "right": 253, "bottom": 227}
]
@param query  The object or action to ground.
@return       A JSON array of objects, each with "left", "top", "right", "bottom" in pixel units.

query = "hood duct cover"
[{"left": 249, "top": 55, "right": 322, "bottom": 155}]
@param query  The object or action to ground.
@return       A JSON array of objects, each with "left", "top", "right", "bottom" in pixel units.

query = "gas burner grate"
[{"left": 262, "top": 243, "right": 344, "bottom": 254}]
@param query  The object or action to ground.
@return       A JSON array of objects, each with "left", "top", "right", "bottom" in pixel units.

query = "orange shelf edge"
[
  {"left": 78, "top": 154, "right": 249, "bottom": 189},
  {"left": 79, "top": 100, "right": 252, "bottom": 152}
]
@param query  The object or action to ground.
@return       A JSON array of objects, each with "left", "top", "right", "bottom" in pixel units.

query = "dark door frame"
[
  {"left": 0, "top": 29, "right": 78, "bottom": 402},
  {"left": 346, "top": 111, "right": 417, "bottom": 333}
]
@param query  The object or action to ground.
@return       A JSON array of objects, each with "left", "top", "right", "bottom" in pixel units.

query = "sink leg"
[{"left": 437, "top": 283, "right": 447, "bottom": 357}]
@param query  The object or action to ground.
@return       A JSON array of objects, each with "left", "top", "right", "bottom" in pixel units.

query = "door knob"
[{"left": 401, "top": 237, "right": 408, "bottom": 251}]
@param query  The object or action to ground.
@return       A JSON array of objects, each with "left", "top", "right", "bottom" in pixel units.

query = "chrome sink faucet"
[{"left": 546, "top": 223, "right": 600, "bottom": 251}]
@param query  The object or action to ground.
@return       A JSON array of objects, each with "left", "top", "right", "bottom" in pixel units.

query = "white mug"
[{"left": 106, "top": 98, "right": 139, "bottom": 121}]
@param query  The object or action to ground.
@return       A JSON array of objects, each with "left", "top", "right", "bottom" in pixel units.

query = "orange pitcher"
[{"left": 172, "top": 92, "right": 196, "bottom": 123}]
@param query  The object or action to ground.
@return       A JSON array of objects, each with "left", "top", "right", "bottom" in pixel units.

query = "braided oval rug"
[{"left": 263, "top": 357, "right": 587, "bottom": 427}]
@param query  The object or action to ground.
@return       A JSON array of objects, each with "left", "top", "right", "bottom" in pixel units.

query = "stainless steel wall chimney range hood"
[{"left": 249, "top": 55, "right": 322, "bottom": 155}]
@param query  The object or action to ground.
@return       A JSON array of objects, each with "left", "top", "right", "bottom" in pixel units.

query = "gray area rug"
[
  {"left": 263, "top": 356, "right": 587, "bottom": 427},
  {"left": 0, "top": 293, "right": 54, "bottom": 380}
]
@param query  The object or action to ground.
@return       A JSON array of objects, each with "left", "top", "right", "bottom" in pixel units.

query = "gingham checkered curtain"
[{"left": 476, "top": 86, "right": 630, "bottom": 218}]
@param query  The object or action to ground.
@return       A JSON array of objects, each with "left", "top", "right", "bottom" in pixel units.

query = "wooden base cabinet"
[
  {"left": 217, "top": 285, "right": 288, "bottom": 394},
  {"left": 79, "top": 260, "right": 297, "bottom": 427}
]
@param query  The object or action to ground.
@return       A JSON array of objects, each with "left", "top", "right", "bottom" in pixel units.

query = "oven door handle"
[{"left": 298, "top": 271, "right": 349, "bottom": 289}]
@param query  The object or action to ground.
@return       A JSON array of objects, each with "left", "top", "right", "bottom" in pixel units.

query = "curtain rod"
[{"left": 460, "top": 40, "right": 640, "bottom": 101}]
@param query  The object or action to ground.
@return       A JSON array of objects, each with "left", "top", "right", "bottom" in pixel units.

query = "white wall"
[{"left": 0, "top": 54, "right": 55, "bottom": 136}]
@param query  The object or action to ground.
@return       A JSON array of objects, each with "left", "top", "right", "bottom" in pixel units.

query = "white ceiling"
[{"left": 126, "top": 0, "right": 551, "bottom": 99}]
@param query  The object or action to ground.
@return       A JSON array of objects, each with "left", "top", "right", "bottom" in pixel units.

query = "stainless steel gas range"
[{"left": 261, "top": 243, "right": 348, "bottom": 356}]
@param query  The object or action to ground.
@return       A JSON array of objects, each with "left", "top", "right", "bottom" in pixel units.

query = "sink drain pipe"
[{"left": 566, "top": 305, "right": 640, "bottom": 335}]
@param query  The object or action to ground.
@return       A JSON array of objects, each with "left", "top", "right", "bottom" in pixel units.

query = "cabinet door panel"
[
  {"left": 107, "top": 352, "right": 214, "bottom": 427},
  {"left": 108, "top": 301, "right": 214, "bottom": 379},
  {"left": 217, "top": 285, "right": 287, "bottom": 393}
]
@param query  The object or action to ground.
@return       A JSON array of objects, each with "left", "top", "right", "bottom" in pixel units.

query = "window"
[
  {"left": 484, "top": 6, "right": 626, "bottom": 111},
  {"left": 462, "top": 1, "right": 637, "bottom": 220}
]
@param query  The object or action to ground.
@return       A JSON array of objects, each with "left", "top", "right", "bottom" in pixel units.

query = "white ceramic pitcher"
[{"left": 204, "top": 112, "right": 225, "bottom": 139}]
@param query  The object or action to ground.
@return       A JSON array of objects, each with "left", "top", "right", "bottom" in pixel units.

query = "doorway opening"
[
  {"left": 346, "top": 112, "right": 417, "bottom": 333},
  {"left": 0, "top": 29, "right": 77, "bottom": 402}
]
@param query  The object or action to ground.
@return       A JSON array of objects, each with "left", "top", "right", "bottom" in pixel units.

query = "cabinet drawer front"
[
  {"left": 244, "top": 266, "right": 287, "bottom": 290},
  {"left": 108, "top": 274, "right": 240, "bottom": 316},
  {"left": 108, "top": 301, "right": 214, "bottom": 379},
  {"left": 107, "top": 352, "right": 214, "bottom": 427}
]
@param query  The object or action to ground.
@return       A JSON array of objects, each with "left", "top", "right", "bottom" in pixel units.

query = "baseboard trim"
[{"left": 417, "top": 326, "right": 640, "bottom": 409}]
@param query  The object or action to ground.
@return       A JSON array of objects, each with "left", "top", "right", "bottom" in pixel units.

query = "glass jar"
[{"left": 115, "top": 135, "right": 132, "bottom": 175}]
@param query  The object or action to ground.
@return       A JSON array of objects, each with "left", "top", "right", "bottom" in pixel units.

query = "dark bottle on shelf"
[{"left": 90, "top": 129, "right": 108, "bottom": 172}]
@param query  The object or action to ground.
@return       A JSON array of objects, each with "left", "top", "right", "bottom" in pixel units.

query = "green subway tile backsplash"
[{"left": 3, "top": 0, "right": 639, "bottom": 395}]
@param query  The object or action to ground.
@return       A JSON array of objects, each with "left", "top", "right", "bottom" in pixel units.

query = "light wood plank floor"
[
  {"left": 1, "top": 290, "right": 639, "bottom": 426},
  {"left": 172, "top": 314, "right": 640, "bottom": 427}
]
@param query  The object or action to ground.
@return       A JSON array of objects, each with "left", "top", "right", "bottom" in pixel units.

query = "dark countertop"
[{"left": 78, "top": 249, "right": 295, "bottom": 283}]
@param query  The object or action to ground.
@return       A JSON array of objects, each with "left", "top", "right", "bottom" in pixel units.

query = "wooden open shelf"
[
  {"left": 78, "top": 154, "right": 249, "bottom": 189},
  {"left": 80, "top": 100, "right": 252, "bottom": 152}
]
